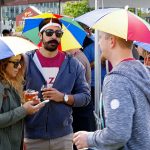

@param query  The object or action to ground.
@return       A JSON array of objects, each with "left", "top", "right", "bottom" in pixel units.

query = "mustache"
[{"left": 47, "top": 40, "right": 59, "bottom": 45}]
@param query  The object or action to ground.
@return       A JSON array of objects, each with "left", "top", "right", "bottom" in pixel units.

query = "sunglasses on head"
[
  {"left": 8, "top": 61, "right": 22, "bottom": 68},
  {"left": 43, "top": 29, "right": 63, "bottom": 38}
]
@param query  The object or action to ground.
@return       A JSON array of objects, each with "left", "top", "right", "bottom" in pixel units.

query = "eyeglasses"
[
  {"left": 43, "top": 29, "right": 63, "bottom": 38},
  {"left": 8, "top": 61, "right": 22, "bottom": 68}
]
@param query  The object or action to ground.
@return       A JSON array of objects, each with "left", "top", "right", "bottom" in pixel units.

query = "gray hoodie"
[{"left": 88, "top": 60, "right": 150, "bottom": 150}]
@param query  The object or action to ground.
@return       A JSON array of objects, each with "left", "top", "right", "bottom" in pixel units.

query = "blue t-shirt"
[{"left": 84, "top": 43, "right": 106, "bottom": 87}]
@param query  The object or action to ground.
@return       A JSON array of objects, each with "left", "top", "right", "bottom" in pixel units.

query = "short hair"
[
  {"left": 2, "top": 29, "right": 10, "bottom": 36},
  {"left": 39, "top": 18, "right": 62, "bottom": 32},
  {"left": 104, "top": 32, "right": 133, "bottom": 49}
]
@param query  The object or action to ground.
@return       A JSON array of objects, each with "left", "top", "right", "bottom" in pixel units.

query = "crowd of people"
[{"left": 1, "top": 12, "right": 150, "bottom": 150}]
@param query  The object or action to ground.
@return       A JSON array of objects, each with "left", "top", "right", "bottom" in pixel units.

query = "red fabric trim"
[{"left": 121, "top": 58, "right": 135, "bottom": 62}]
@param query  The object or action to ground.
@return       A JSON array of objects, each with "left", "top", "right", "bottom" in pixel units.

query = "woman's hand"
[{"left": 23, "top": 99, "right": 45, "bottom": 115}]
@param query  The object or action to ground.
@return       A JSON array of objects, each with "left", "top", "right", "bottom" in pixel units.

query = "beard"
[{"left": 43, "top": 39, "right": 59, "bottom": 52}]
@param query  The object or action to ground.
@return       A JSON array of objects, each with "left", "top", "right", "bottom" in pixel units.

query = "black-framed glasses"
[
  {"left": 43, "top": 29, "right": 63, "bottom": 38},
  {"left": 8, "top": 61, "right": 22, "bottom": 68}
]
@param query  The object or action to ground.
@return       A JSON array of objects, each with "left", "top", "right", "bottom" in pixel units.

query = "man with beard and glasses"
[{"left": 23, "top": 18, "right": 91, "bottom": 150}]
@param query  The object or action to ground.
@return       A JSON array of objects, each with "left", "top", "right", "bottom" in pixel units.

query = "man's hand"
[
  {"left": 73, "top": 131, "right": 89, "bottom": 150},
  {"left": 42, "top": 87, "right": 64, "bottom": 102}
]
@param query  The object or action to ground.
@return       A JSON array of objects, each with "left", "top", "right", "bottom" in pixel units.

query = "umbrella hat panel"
[
  {"left": 31, "top": 13, "right": 62, "bottom": 19},
  {"left": 93, "top": 10, "right": 128, "bottom": 40},
  {"left": 128, "top": 12, "right": 150, "bottom": 43},
  {"left": 61, "top": 17, "right": 84, "bottom": 29},
  {"left": 0, "top": 38, "right": 14, "bottom": 60},
  {"left": 23, "top": 27, "right": 40, "bottom": 45},
  {"left": 75, "top": 8, "right": 121, "bottom": 27},
  {"left": 0, "top": 37, "right": 38, "bottom": 60},
  {"left": 23, "top": 18, "right": 43, "bottom": 32},
  {"left": 61, "top": 19, "right": 86, "bottom": 46},
  {"left": 61, "top": 25, "right": 82, "bottom": 51}
]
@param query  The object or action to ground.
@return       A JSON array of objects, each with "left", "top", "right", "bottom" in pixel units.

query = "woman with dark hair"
[{"left": 0, "top": 54, "right": 44, "bottom": 150}]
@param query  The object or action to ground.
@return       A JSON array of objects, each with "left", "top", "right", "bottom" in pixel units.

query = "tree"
[
  {"left": 63, "top": 0, "right": 92, "bottom": 18},
  {"left": 128, "top": 8, "right": 142, "bottom": 17}
]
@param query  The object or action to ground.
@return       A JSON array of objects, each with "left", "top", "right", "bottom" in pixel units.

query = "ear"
[
  {"left": 110, "top": 36, "right": 116, "bottom": 48},
  {"left": 38, "top": 32, "right": 42, "bottom": 40}
]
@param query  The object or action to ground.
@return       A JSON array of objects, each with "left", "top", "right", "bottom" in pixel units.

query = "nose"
[{"left": 51, "top": 32, "right": 57, "bottom": 39}]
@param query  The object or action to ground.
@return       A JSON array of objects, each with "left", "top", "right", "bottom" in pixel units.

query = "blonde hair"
[
  {"left": 0, "top": 55, "right": 25, "bottom": 102},
  {"left": 104, "top": 32, "right": 133, "bottom": 49},
  {"left": 142, "top": 50, "right": 150, "bottom": 66}
]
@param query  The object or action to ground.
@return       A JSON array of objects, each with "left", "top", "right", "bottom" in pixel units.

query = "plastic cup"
[{"left": 24, "top": 89, "right": 38, "bottom": 102}]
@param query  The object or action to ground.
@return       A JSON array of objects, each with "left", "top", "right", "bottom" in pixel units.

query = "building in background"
[
  {"left": 16, "top": 6, "right": 42, "bottom": 27},
  {"left": 0, "top": 0, "right": 71, "bottom": 31}
]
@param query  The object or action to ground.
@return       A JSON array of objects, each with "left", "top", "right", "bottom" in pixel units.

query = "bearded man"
[{"left": 24, "top": 18, "right": 90, "bottom": 150}]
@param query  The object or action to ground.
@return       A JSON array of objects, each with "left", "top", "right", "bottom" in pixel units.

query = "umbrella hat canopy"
[
  {"left": 23, "top": 13, "right": 62, "bottom": 45},
  {"left": 134, "top": 41, "right": 150, "bottom": 52},
  {"left": 75, "top": 8, "right": 120, "bottom": 27},
  {"left": 0, "top": 36, "right": 38, "bottom": 60},
  {"left": 60, "top": 16, "right": 86, "bottom": 50},
  {"left": 23, "top": 13, "right": 86, "bottom": 51},
  {"left": 31, "top": 13, "right": 62, "bottom": 19},
  {"left": 92, "top": 9, "right": 150, "bottom": 44}
]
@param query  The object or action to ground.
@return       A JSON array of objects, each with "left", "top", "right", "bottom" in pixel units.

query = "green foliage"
[
  {"left": 128, "top": 8, "right": 142, "bottom": 17},
  {"left": 63, "top": 0, "right": 92, "bottom": 18}
]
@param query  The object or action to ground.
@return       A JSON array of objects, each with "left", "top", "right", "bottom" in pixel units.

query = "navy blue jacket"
[{"left": 24, "top": 50, "right": 91, "bottom": 139}]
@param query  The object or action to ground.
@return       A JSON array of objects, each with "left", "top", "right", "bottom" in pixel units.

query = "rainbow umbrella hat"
[
  {"left": 22, "top": 13, "right": 86, "bottom": 51},
  {"left": 92, "top": 8, "right": 150, "bottom": 44},
  {"left": 22, "top": 13, "right": 62, "bottom": 45}
]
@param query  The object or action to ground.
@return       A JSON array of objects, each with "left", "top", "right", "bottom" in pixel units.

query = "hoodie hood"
[{"left": 109, "top": 60, "right": 150, "bottom": 103}]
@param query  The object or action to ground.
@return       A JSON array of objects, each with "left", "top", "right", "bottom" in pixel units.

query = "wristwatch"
[{"left": 64, "top": 94, "right": 69, "bottom": 103}]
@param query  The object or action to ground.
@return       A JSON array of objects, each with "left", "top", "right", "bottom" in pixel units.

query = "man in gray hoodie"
[{"left": 73, "top": 31, "right": 150, "bottom": 150}]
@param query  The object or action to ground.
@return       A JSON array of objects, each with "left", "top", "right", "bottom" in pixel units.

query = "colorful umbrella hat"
[
  {"left": 22, "top": 13, "right": 62, "bottom": 45},
  {"left": 92, "top": 8, "right": 150, "bottom": 44},
  {"left": 0, "top": 36, "right": 38, "bottom": 60},
  {"left": 134, "top": 41, "right": 150, "bottom": 52},
  {"left": 22, "top": 13, "right": 86, "bottom": 51}
]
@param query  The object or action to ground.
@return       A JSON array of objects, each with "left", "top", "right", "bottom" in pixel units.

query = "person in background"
[
  {"left": 80, "top": 23, "right": 95, "bottom": 41},
  {"left": 0, "top": 54, "right": 44, "bottom": 150},
  {"left": 24, "top": 18, "right": 90, "bottom": 150},
  {"left": 67, "top": 48, "right": 92, "bottom": 150},
  {"left": 76, "top": 23, "right": 107, "bottom": 137},
  {"left": 142, "top": 50, "right": 150, "bottom": 66},
  {"left": 67, "top": 48, "right": 91, "bottom": 86},
  {"left": 2, "top": 29, "right": 11, "bottom": 36},
  {"left": 134, "top": 42, "right": 150, "bottom": 66},
  {"left": 132, "top": 44, "right": 140, "bottom": 60},
  {"left": 73, "top": 31, "right": 150, "bottom": 150}
]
